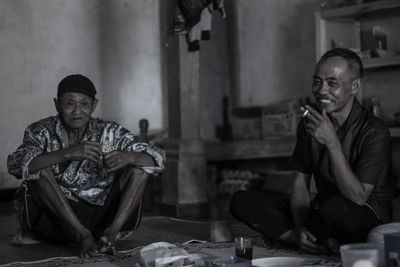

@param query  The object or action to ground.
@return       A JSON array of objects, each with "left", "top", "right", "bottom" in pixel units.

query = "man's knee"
[
  {"left": 318, "top": 196, "right": 342, "bottom": 223},
  {"left": 316, "top": 196, "right": 379, "bottom": 242},
  {"left": 318, "top": 195, "right": 366, "bottom": 228},
  {"left": 25, "top": 168, "right": 51, "bottom": 195},
  {"left": 118, "top": 166, "right": 149, "bottom": 189}
]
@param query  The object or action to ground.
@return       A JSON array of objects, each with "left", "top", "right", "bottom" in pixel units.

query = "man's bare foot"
[
  {"left": 79, "top": 232, "right": 99, "bottom": 259},
  {"left": 320, "top": 237, "right": 340, "bottom": 256},
  {"left": 278, "top": 229, "right": 298, "bottom": 246},
  {"left": 98, "top": 228, "right": 118, "bottom": 255}
]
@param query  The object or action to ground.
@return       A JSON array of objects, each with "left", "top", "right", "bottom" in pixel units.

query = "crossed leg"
[
  {"left": 28, "top": 167, "right": 99, "bottom": 258},
  {"left": 25, "top": 166, "right": 148, "bottom": 258},
  {"left": 97, "top": 167, "right": 149, "bottom": 254}
]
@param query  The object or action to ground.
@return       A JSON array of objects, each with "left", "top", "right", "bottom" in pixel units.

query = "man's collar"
[
  {"left": 55, "top": 115, "right": 96, "bottom": 146},
  {"left": 337, "top": 98, "right": 362, "bottom": 134},
  {"left": 55, "top": 115, "right": 67, "bottom": 148}
]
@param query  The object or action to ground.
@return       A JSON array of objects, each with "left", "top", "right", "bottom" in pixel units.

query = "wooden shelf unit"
[
  {"left": 320, "top": 0, "right": 400, "bottom": 19},
  {"left": 390, "top": 127, "right": 400, "bottom": 138},
  {"left": 205, "top": 136, "right": 296, "bottom": 162},
  {"left": 205, "top": 128, "right": 400, "bottom": 162},
  {"left": 363, "top": 55, "right": 400, "bottom": 68},
  {"left": 316, "top": 1, "right": 400, "bottom": 68}
]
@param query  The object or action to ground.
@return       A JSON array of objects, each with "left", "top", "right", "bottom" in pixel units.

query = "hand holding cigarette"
[{"left": 301, "top": 106, "right": 309, "bottom": 118}]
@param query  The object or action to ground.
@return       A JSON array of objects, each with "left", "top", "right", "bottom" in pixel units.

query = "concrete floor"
[
  {"left": 0, "top": 198, "right": 258, "bottom": 265},
  {"left": 0, "top": 201, "right": 77, "bottom": 264}
]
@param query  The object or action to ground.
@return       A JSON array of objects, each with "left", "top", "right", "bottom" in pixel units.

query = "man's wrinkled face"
[
  {"left": 312, "top": 56, "right": 359, "bottom": 115},
  {"left": 56, "top": 92, "right": 97, "bottom": 130}
]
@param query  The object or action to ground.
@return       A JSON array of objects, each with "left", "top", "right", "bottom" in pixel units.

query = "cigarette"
[{"left": 302, "top": 109, "right": 309, "bottom": 118}]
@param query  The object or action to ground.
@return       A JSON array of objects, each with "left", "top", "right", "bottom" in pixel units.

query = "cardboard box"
[
  {"left": 261, "top": 111, "right": 298, "bottom": 138},
  {"left": 260, "top": 98, "right": 304, "bottom": 138},
  {"left": 230, "top": 107, "right": 262, "bottom": 140},
  {"left": 231, "top": 117, "right": 261, "bottom": 140}
]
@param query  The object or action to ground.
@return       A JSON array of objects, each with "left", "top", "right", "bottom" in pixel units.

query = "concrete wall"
[
  {"left": 0, "top": 0, "right": 164, "bottom": 189},
  {"left": 232, "top": 0, "right": 320, "bottom": 107},
  {"left": 0, "top": 0, "right": 101, "bottom": 188},
  {"left": 100, "top": 0, "right": 164, "bottom": 133}
]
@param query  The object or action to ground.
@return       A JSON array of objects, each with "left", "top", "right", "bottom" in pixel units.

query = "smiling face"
[
  {"left": 55, "top": 92, "right": 97, "bottom": 130},
  {"left": 312, "top": 56, "right": 360, "bottom": 118}
]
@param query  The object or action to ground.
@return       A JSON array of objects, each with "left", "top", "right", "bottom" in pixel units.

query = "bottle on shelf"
[{"left": 370, "top": 95, "right": 381, "bottom": 119}]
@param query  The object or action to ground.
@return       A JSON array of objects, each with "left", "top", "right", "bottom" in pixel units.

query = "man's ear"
[
  {"left": 351, "top": 78, "right": 361, "bottom": 95},
  {"left": 54, "top": 98, "right": 60, "bottom": 113}
]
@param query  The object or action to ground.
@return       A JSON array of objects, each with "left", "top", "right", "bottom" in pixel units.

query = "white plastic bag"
[{"left": 139, "top": 242, "right": 205, "bottom": 267}]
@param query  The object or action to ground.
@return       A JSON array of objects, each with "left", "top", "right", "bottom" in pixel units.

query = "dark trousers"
[
  {"left": 15, "top": 179, "right": 142, "bottom": 243},
  {"left": 230, "top": 190, "right": 381, "bottom": 244}
]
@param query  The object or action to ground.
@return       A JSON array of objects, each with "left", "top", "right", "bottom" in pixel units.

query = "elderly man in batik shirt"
[{"left": 7, "top": 74, "right": 166, "bottom": 258}]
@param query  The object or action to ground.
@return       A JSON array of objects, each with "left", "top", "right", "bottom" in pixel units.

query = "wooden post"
[{"left": 160, "top": 31, "right": 209, "bottom": 219}]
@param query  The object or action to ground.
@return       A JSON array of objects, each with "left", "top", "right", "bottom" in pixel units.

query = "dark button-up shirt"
[
  {"left": 7, "top": 116, "right": 166, "bottom": 206},
  {"left": 292, "top": 99, "right": 394, "bottom": 223}
]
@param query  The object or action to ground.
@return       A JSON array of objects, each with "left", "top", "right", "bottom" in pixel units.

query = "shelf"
[
  {"left": 363, "top": 55, "right": 400, "bottom": 68},
  {"left": 321, "top": 0, "right": 400, "bottom": 19},
  {"left": 390, "top": 127, "right": 400, "bottom": 138},
  {"left": 205, "top": 136, "right": 296, "bottom": 162},
  {"left": 205, "top": 128, "right": 400, "bottom": 162}
]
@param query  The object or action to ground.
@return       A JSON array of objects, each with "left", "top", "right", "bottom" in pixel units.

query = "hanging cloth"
[{"left": 174, "top": 0, "right": 226, "bottom": 51}]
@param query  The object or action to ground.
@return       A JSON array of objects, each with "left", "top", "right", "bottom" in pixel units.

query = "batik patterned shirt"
[{"left": 7, "top": 115, "right": 166, "bottom": 206}]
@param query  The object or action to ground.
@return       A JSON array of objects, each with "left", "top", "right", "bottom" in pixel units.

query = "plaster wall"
[
  {"left": 232, "top": 0, "right": 320, "bottom": 107},
  {"left": 0, "top": 0, "right": 101, "bottom": 189},
  {"left": 100, "top": 0, "right": 164, "bottom": 134},
  {"left": 0, "top": 0, "right": 164, "bottom": 189}
]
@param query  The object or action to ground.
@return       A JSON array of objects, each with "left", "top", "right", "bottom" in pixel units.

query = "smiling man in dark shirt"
[{"left": 230, "top": 48, "right": 395, "bottom": 255}]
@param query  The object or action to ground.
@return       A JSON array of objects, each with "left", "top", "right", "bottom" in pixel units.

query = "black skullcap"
[{"left": 57, "top": 74, "right": 96, "bottom": 100}]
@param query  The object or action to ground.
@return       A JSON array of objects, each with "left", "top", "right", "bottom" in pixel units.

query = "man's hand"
[
  {"left": 64, "top": 141, "right": 102, "bottom": 162},
  {"left": 103, "top": 151, "right": 133, "bottom": 172},
  {"left": 297, "top": 228, "right": 327, "bottom": 254},
  {"left": 303, "top": 105, "right": 339, "bottom": 149}
]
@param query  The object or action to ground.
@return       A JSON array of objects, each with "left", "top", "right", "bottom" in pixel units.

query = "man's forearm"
[
  {"left": 291, "top": 190, "right": 310, "bottom": 232},
  {"left": 290, "top": 173, "right": 311, "bottom": 232},
  {"left": 28, "top": 150, "right": 67, "bottom": 173},
  {"left": 327, "top": 144, "right": 370, "bottom": 205},
  {"left": 129, "top": 152, "right": 156, "bottom": 167}
]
